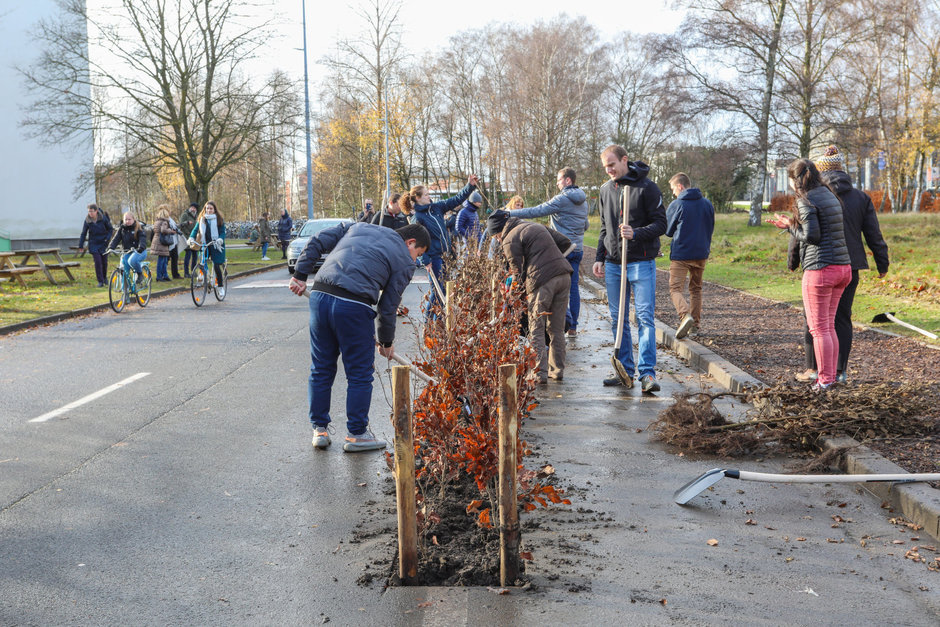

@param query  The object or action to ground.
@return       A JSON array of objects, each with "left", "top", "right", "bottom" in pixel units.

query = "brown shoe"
[{"left": 794, "top": 369, "right": 818, "bottom": 382}]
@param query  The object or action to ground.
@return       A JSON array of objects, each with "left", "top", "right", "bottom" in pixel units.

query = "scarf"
[{"left": 199, "top": 215, "right": 220, "bottom": 243}]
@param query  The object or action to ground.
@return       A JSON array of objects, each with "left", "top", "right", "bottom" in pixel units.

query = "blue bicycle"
[
  {"left": 106, "top": 248, "right": 152, "bottom": 313},
  {"left": 190, "top": 241, "right": 228, "bottom": 307}
]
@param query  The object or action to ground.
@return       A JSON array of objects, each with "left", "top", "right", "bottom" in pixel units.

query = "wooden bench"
[
  {"left": 0, "top": 253, "right": 41, "bottom": 288},
  {"left": 2, "top": 248, "right": 81, "bottom": 286}
]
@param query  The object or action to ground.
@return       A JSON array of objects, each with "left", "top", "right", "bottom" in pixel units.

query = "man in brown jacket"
[{"left": 487, "top": 211, "right": 574, "bottom": 384}]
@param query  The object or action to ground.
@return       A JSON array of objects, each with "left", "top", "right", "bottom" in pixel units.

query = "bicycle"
[
  {"left": 190, "top": 240, "right": 228, "bottom": 307},
  {"left": 106, "top": 248, "right": 152, "bottom": 313}
]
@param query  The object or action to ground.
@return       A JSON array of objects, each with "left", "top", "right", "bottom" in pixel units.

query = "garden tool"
[
  {"left": 871, "top": 312, "right": 937, "bottom": 340},
  {"left": 674, "top": 467, "right": 940, "bottom": 505},
  {"left": 610, "top": 190, "right": 630, "bottom": 384},
  {"left": 427, "top": 266, "right": 446, "bottom": 305}
]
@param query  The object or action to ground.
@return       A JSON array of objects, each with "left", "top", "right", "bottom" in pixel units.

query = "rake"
[{"left": 675, "top": 468, "right": 940, "bottom": 505}]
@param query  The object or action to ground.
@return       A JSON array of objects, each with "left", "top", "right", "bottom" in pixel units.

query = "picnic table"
[{"left": 0, "top": 248, "right": 81, "bottom": 287}]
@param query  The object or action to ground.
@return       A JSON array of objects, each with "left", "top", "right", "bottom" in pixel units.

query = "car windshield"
[{"left": 298, "top": 219, "right": 347, "bottom": 237}]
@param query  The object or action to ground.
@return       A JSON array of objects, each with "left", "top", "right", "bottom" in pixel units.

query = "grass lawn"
[
  {"left": 585, "top": 212, "right": 940, "bottom": 344},
  {"left": 0, "top": 247, "right": 283, "bottom": 328}
]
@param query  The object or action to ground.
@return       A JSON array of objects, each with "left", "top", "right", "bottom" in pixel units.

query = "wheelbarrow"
[{"left": 871, "top": 312, "right": 937, "bottom": 340}]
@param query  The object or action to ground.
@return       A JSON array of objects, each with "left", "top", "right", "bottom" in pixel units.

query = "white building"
[{"left": 0, "top": 1, "right": 94, "bottom": 251}]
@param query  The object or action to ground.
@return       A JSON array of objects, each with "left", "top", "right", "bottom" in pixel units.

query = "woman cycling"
[
  {"left": 187, "top": 201, "right": 227, "bottom": 291},
  {"left": 400, "top": 174, "right": 479, "bottom": 315},
  {"left": 108, "top": 211, "right": 148, "bottom": 285}
]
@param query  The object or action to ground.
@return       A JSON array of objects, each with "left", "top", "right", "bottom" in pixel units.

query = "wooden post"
[
  {"left": 392, "top": 365, "right": 418, "bottom": 585},
  {"left": 491, "top": 276, "right": 498, "bottom": 319},
  {"left": 445, "top": 280, "right": 456, "bottom": 334},
  {"left": 498, "top": 363, "right": 520, "bottom": 586}
]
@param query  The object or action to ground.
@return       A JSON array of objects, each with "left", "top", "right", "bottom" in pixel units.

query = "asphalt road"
[{"left": 1, "top": 268, "right": 938, "bottom": 625}]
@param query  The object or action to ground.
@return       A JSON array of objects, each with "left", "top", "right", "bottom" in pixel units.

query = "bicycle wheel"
[
  {"left": 108, "top": 268, "right": 126, "bottom": 313},
  {"left": 136, "top": 265, "right": 152, "bottom": 307},
  {"left": 191, "top": 265, "right": 207, "bottom": 307},
  {"left": 213, "top": 263, "right": 228, "bottom": 301}
]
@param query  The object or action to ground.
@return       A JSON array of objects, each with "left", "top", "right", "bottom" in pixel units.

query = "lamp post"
[
  {"left": 383, "top": 91, "right": 391, "bottom": 203},
  {"left": 302, "top": 0, "right": 314, "bottom": 219}
]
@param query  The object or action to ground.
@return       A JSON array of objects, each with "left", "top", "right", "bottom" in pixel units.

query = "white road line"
[{"left": 28, "top": 372, "right": 151, "bottom": 423}]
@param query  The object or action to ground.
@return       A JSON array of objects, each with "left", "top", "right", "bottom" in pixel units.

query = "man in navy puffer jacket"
[
  {"left": 665, "top": 172, "right": 715, "bottom": 339},
  {"left": 289, "top": 222, "right": 430, "bottom": 453}
]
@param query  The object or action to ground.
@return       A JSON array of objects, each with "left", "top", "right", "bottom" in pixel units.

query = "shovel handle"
[{"left": 884, "top": 313, "right": 938, "bottom": 340}]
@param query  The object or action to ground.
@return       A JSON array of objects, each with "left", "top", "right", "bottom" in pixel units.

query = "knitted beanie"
[
  {"left": 486, "top": 210, "right": 510, "bottom": 237},
  {"left": 814, "top": 145, "right": 844, "bottom": 172}
]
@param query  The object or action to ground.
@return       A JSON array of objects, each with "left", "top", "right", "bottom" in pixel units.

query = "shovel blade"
[
  {"left": 871, "top": 312, "right": 896, "bottom": 323},
  {"left": 610, "top": 354, "right": 630, "bottom": 384},
  {"left": 674, "top": 468, "right": 727, "bottom": 505}
]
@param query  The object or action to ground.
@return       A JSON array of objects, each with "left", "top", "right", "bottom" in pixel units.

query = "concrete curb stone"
[{"left": 580, "top": 274, "right": 940, "bottom": 542}]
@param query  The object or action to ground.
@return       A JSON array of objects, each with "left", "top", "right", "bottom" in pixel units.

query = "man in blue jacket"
[
  {"left": 592, "top": 145, "right": 667, "bottom": 392},
  {"left": 509, "top": 167, "right": 590, "bottom": 336},
  {"left": 288, "top": 222, "right": 430, "bottom": 452},
  {"left": 665, "top": 172, "right": 715, "bottom": 339}
]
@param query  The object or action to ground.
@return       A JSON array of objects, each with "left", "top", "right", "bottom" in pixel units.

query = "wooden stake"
[
  {"left": 498, "top": 363, "right": 520, "bottom": 586},
  {"left": 445, "top": 280, "right": 456, "bottom": 334},
  {"left": 392, "top": 365, "right": 418, "bottom": 585}
]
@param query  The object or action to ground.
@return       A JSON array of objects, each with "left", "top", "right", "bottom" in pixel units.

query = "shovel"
[
  {"left": 298, "top": 287, "right": 435, "bottom": 384},
  {"left": 871, "top": 312, "right": 938, "bottom": 340},
  {"left": 675, "top": 467, "right": 940, "bottom": 505},
  {"left": 610, "top": 195, "right": 630, "bottom": 384}
]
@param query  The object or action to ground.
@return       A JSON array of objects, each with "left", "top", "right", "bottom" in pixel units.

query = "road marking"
[{"left": 28, "top": 372, "right": 151, "bottom": 423}]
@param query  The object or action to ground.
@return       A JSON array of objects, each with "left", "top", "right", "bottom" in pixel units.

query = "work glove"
[
  {"left": 214, "top": 238, "right": 224, "bottom": 248},
  {"left": 187, "top": 238, "right": 196, "bottom": 248}
]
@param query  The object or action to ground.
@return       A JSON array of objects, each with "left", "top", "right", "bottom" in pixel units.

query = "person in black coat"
[
  {"left": 78, "top": 203, "right": 113, "bottom": 287},
  {"left": 371, "top": 193, "right": 409, "bottom": 230},
  {"left": 793, "top": 146, "right": 890, "bottom": 384}
]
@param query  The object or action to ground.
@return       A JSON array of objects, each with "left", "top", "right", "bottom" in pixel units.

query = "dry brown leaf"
[{"left": 707, "top": 538, "right": 719, "bottom": 546}]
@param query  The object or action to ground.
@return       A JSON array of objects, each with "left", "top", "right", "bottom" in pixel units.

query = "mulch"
[{"left": 580, "top": 249, "right": 940, "bottom": 475}]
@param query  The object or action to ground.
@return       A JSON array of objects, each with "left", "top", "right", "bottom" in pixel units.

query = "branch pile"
[{"left": 651, "top": 383, "right": 940, "bottom": 457}]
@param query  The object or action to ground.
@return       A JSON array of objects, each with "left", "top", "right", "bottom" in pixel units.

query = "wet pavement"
[{"left": 1, "top": 271, "right": 937, "bottom": 624}]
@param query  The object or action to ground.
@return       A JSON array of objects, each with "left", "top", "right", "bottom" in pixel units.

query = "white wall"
[{"left": 0, "top": 1, "right": 94, "bottom": 242}]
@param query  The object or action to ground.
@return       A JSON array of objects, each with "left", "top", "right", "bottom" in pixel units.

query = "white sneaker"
[
  {"left": 261, "top": 256, "right": 271, "bottom": 261},
  {"left": 343, "top": 430, "right": 386, "bottom": 452}
]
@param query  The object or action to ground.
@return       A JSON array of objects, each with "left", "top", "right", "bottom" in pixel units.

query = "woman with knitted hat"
[
  {"left": 768, "top": 158, "right": 851, "bottom": 390},
  {"left": 793, "top": 146, "right": 890, "bottom": 384}
]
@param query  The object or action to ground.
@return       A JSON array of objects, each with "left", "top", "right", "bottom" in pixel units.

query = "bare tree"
[
  {"left": 21, "top": 0, "right": 299, "bottom": 206},
  {"left": 671, "top": 0, "right": 788, "bottom": 226}
]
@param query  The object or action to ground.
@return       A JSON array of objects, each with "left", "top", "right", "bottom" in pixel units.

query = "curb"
[
  {"left": 0, "top": 262, "right": 287, "bottom": 337},
  {"left": 580, "top": 274, "right": 940, "bottom": 542}
]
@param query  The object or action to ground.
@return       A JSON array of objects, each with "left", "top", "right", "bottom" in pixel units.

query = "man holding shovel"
[
  {"left": 288, "top": 222, "right": 430, "bottom": 452},
  {"left": 593, "top": 145, "right": 667, "bottom": 392}
]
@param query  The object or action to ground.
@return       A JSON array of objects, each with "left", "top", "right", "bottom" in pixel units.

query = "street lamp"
[{"left": 302, "top": 0, "right": 314, "bottom": 219}]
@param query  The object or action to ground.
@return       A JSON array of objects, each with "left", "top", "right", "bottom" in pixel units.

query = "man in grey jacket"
[
  {"left": 509, "top": 167, "right": 589, "bottom": 336},
  {"left": 288, "top": 222, "right": 430, "bottom": 452}
]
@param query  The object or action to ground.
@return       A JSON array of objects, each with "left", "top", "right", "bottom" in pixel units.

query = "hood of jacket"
[
  {"left": 821, "top": 170, "right": 853, "bottom": 196},
  {"left": 677, "top": 188, "right": 703, "bottom": 201},
  {"left": 616, "top": 160, "right": 651, "bottom": 186},
  {"left": 561, "top": 186, "right": 587, "bottom": 205}
]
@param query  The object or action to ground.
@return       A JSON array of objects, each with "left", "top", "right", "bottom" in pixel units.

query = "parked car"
[{"left": 287, "top": 218, "right": 354, "bottom": 275}]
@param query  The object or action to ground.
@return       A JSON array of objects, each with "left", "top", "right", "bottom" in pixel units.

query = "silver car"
[{"left": 287, "top": 218, "right": 354, "bottom": 275}]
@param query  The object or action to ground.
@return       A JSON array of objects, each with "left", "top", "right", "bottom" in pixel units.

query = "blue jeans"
[
  {"left": 183, "top": 249, "right": 196, "bottom": 275},
  {"left": 605, "top": 259, "right": 656, "bottom": 378},
  {"left": 156, "top": 256, "right": 169, "bottom": 280},
  {"left": 566, "top": 250, "right": 583, "bottom": 330},
  {"left": 122, "top": 250, "right": 148, "bottom": 277},
  {"left": 308, "top": 291, "right": 377, "bottom": 435},
  {"left": 261, "top": 241, "right": 269, "bottom": 257}
]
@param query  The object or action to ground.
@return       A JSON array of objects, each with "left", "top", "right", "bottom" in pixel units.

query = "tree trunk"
[{"left": 749, "top": 0, "right": 788, "bottom": 227}]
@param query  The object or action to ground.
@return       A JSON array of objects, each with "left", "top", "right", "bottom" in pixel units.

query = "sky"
[{"left": 259, "top": 0, "right": 686, "bottom": 108}]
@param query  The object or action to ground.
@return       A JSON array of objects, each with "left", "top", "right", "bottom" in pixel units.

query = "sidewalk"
[
  {"left": 579, "top": 274, "right": 940, "bottom": 544},
  {"left": 364, "top": 289, "right": 939, "bottom": 625}
]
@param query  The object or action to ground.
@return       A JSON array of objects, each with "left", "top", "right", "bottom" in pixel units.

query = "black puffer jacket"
[
  {"left": 790, "top": 186, "right": 850, "bottom": 271},
  {"left": 821, "top": 171, "right": 889, "bottom": 273},
  {"left": 594, "top": 161, "right": 666, "bottom": 264}
]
